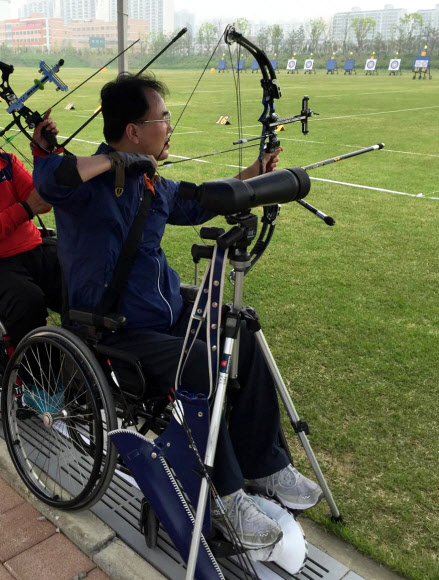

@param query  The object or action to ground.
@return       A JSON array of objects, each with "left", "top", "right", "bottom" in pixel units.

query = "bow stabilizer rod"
[
  {"left": 303, "top": 143, "right": 385, "bottom": 172},
  {"left": 296, "top": 143, "right": 385, "bottom": 225}
]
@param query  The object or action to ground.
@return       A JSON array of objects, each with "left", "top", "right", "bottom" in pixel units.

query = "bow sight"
[{"left": 0, "top": 59, "right": 68, "bottom": 150}]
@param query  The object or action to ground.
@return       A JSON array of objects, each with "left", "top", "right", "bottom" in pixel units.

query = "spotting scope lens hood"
[{"left": 179, "top": 167, "right": 310, "bottom": 215}]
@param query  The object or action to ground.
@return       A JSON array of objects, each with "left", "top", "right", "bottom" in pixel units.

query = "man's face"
[{"left": 132, "top": 89, "right": 172, "bottom": 161}]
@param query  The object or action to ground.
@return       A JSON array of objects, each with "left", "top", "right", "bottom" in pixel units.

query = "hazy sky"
[{"left": 174, "top": 0, "right": 439, "bottom": 24}]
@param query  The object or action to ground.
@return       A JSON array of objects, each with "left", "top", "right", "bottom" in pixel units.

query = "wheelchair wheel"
[{"left": 1, "top": 326, "right": 118, "bottom": 510}]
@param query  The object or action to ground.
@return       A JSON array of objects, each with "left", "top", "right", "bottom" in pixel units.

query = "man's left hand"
[
  {"left": 234, "top": 146, "right": 284, "bottom": 181},
  {"left": 262, "top": 146, "right": 283, "bottom": 173}
]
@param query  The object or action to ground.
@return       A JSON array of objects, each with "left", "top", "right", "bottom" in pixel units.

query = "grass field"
[{"left": 1, "top": 64, "right": 439, "bottom": 579}]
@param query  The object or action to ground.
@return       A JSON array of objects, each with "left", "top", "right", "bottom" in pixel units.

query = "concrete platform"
[{"left": 0, "top": 436, "right": 406, "bottom": 580}]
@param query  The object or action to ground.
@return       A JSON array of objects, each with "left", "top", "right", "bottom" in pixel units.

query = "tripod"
[{"left": 184, "top": 211, "right": 342, "bottom": 579}]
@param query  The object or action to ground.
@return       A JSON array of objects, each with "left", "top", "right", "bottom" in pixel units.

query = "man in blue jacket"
[{"left": 33, "top": 73, "right": 322, "bottom": 551}]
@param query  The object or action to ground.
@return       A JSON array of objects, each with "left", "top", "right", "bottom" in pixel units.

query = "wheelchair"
[
  {"left": 0, "top": 286, "right": 198, "bottom": 512},
  {"left": 0, "top": 206, "right": 343, "bottom": 578}
]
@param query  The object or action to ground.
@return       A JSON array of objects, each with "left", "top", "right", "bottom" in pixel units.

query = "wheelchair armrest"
[
  {"left": 69, "top": 309, "right": 127, "bottom": 331},
  {"left": 180, "top": 283, "right": 199, "bottom": 303}
]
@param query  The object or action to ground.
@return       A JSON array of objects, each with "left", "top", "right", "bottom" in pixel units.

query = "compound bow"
[
  {"left": 0, "top": 38, "right": 144, "bottom": 158},
  {"left": 0, "top": 59, "right": 70, "bottom": 155}
]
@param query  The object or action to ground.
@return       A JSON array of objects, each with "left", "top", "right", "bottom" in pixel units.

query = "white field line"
[
  {"left": 235, "top": 132, "right": 439, "bottom": 159},
  {"left": 229, "top": 105, "right": 439, "bottom": 127},
  {"left": 3, "top": 124, "right": 437, "bottom": 166},
  {"left": 311, "top": 90, "right": 410, "bottom": 98},
  {"left": 379, "top": 148, "right": 439, "bottom": 159},
  {"left": 164, "top": 154, "right": 439, "bottom": 200},
  {"left": 2, "top": 128, "right": 437, "bottom": 200},
  {"left": 312, "top": 105, "right": 439, "bottom": 122},
  {"left": 71, "top": 115, "right": 103, "bottom": 119},
  {"left": 223, "top": 105, "right": 439, "bottom": 127},
  {"left": 308, "top": 177, "right": 439, "bottom": 199}
]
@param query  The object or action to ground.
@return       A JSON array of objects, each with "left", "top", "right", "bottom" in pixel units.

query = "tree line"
[
  {"left": 190, "top": 15, "right": 438, "bottom": 58},
  {"left": 1, "top": 13, "right": 437, "bottom": 69}
]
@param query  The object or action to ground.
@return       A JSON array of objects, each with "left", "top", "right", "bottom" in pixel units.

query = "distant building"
[
  {"left": 417, "top": 4, "right": 439, "bottom": 28},
  {"left": 95, "top": 0, "right": 111, "bottom": 21},
  {"left": 0, "top": 17, "right": 63, "bottom": 51},
  {"left": 19, "top": 1, "right": 55, "bottom": 18},
  {"left": 332, "top": 4, "right": 406, "bottom": 43},
  {"left": 69, "top": 18, "right": 149, "bottom": 48},
  {"left": 108, "top": 0, "right": 174, "bottom": 33},
  {"left": 0, "top": 15, "right": 149, "bottom": 49},
  {"left": 58, "top": 0, "right": 96, "bottom": 23},
  {"left": 174, "top": 9, "right": 195, "bottom": 32}
]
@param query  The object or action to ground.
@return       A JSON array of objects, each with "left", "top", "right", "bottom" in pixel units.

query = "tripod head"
[{"left": 194, "top": 213, "right": 258, "bottom": 262}]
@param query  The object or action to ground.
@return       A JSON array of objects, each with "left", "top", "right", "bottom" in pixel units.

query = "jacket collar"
[
  {"left": 0, "top": 153, "right": 10, "bottom": 171},
  {"left": 96, "top": 142, "right": 113, "bottom": 155}
]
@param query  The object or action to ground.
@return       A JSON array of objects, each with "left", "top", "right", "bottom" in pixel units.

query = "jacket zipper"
[{"left": 155, "top": 256, "right": 173, "bottom": 327}]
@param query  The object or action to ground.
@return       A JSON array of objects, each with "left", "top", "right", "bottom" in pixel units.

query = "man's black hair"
[{"left": 101, "top": 73, "right": 169, "bottom": 143}]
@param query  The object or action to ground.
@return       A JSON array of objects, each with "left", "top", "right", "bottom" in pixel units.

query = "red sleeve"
[
  {"left": 0, "top": 154, "right": 35, "bottom": 242},
  {"left": 11, "top": 155, "right": 34, "bottom": 201}
]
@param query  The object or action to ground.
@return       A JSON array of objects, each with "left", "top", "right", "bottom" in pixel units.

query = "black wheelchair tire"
[{"left": 1, "top": 326, "right": 118, "bottom": 510}]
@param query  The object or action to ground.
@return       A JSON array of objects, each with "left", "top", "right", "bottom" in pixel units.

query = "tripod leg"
[
  {"left": 255, "top": 330, "right": 342, "bottom": 521},
  {"left": 185, "top": 336, "right": 236, "bottom": 579}
]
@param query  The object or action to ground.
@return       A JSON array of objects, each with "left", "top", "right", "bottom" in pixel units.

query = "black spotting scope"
[{"left": 178, "top": 167, "right": 310, "bottom": 215}]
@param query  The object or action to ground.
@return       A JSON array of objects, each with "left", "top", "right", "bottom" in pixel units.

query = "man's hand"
[
  {"left": 108, "top": 152, "right": 157, "bottom": 179},
  {"left": 32, "top": 108, "right": 59, "bottom": 151},
  {"left": 26, "top": 189, "right": 52, "bottom": 215},
  {"left": 234, "top": 146, "right": 284, "bottom": 180},
  {"left": 262, "top": 146, "right": 283, "bottom": 173}
]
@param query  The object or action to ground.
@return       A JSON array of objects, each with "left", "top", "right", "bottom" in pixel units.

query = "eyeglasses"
[{"left": 136, "top": 112, "right": 172, "bottom": 126}]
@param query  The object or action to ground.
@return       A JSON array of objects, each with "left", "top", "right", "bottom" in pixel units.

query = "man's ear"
[{"left": 126, "top": 123, "right": 140, "bottom": 145}]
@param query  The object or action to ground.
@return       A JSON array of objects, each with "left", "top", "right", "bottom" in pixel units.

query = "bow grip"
[
  {"left": 41, "top": 126, "right": 58, "bottom": 150},
  {"left": 264, "top": 136, "right": 280, "bottom": 154}
]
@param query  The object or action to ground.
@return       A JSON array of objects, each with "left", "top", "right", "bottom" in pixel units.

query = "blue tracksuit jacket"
[{"left": 33, "top": 143, "right": 214, "bottom": 330}]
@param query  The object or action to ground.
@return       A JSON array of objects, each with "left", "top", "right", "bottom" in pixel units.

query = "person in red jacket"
[{"left": 0, "top": 116, "right": 62, "bottom": 347}]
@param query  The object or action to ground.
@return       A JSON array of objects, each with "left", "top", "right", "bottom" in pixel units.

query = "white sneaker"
[
  {"left": 211, "top": 489, "right": 283, "bottom": 550},
  {"left": 247, "top": 465, "right": 323, "bottom": 510}
]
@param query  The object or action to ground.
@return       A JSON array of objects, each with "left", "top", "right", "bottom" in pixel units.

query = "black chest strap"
[{"left": 96, "top": 189, "right": 153, "bottom": 316}]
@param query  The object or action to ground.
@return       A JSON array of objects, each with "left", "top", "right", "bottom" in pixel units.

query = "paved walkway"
[
  {"left": 0, "top": 474, "right": 111, "bottom": 580},
  {"left": 0, "top": 438, "right": 405, "bottom": 580}
]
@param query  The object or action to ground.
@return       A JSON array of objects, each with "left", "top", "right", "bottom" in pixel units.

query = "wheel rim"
[{"left": 3, "top": 336, "right": 107, "bottom": 508}]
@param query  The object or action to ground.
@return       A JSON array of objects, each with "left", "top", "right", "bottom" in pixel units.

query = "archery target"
[
  {"left": 388, "top": 59, "right": 401, "bottom": 70},
  {"left": 414, "top": 59, "right": 429, "bottom": 68},
  {"left": 365, "top": 59, "right": 377, "bottom": 70},
  {"left": 304, "top": 59, "right": 314, "bottom": 70},
  {"left": 286, "top": 59, "right": 297, "bottom": 70}
]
